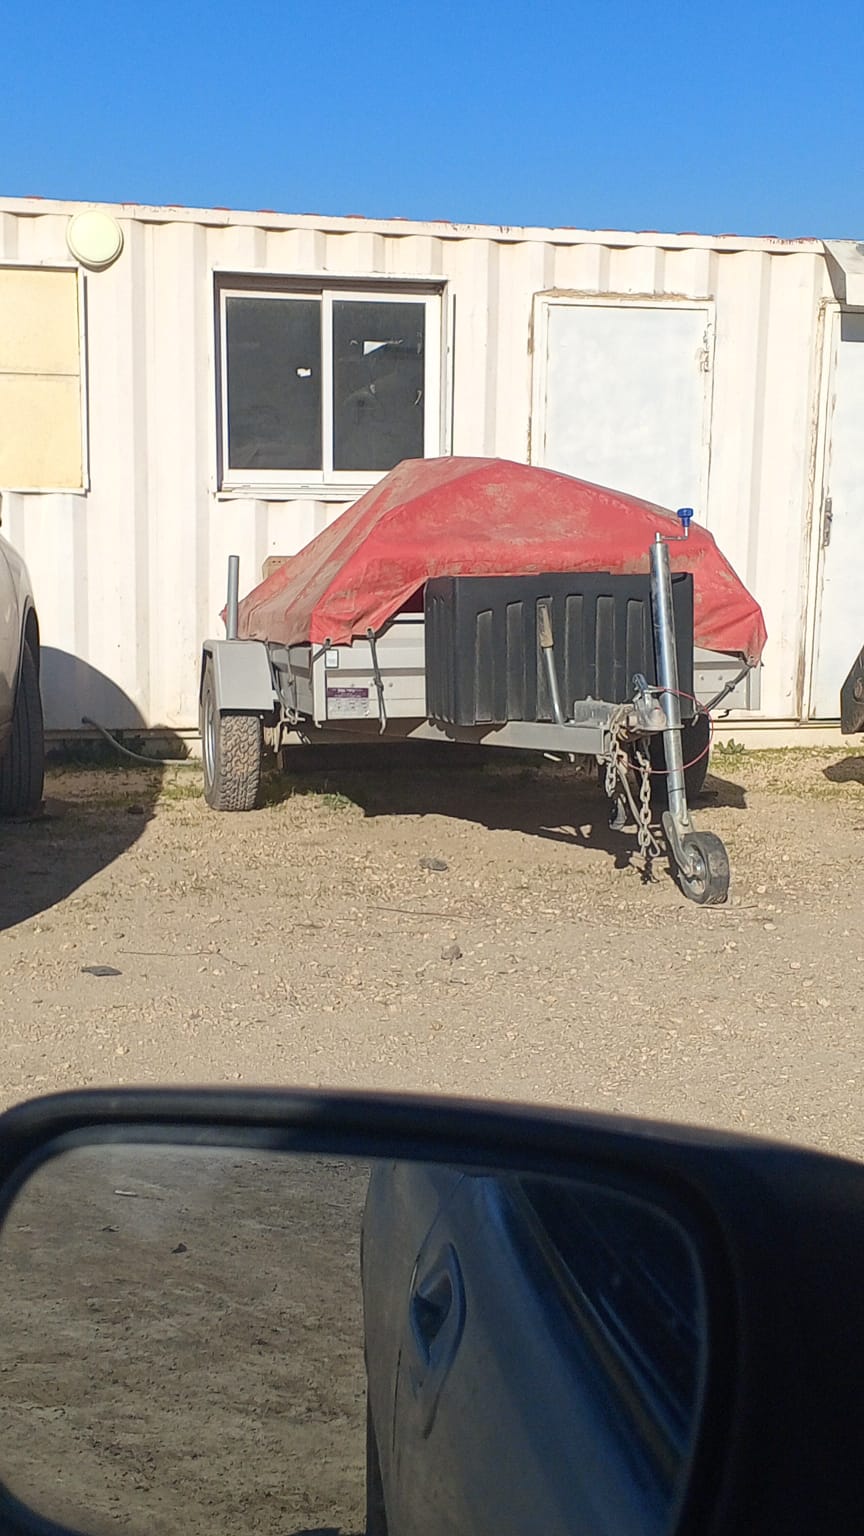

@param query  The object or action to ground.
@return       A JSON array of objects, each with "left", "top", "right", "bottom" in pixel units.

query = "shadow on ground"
[
  {"left": 0, "top": 655, "right": 187, "bottom": 933},
  {"left": 823, "top": 756, "right": 864, "bottom": 787},
  {"left": 290, "top": 1529, "right": 361, "bottom": 1536},
  {"left": 268, "top": 744, "right": 748, "bottom": 873},
  {"left": 699, "top": 771, "right": 748, "bottom": 810},
  {"left": 0, "top": 775, "right": 163, "bottom": 933}
]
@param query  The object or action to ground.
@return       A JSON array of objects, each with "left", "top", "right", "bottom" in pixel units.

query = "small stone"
[
  {"left": 171, "top": 1243, "right": 188, "bottom": 1255},
  {"left": 126, "top": 804, "right": 146, "bottom": 817},
  {"left": 81, "top": 965, "right": 122, "bottom": 977},
  {"left": 763, "top": 922, "right": 776, "bottom": 932},
  {"left": 441, "top": 942, "right": 462, "bottom": 962},
  {"left": 420, "top": 856, "right": 448, "bottom": 872}
]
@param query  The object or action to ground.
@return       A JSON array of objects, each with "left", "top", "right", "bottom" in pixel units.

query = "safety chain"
[
  {"left": 633, "top": 738, "right": 657, "bottom": 869},
  {"left": 604, "top": 713, "right": 662, "bottom": 871},
  {"left": 604, "top": 718, "right": 621, "bottom": 799}
]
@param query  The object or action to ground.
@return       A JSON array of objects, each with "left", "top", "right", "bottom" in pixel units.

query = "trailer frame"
[{"left": 200, "top": 521, "right": 759, "bottom": 905}]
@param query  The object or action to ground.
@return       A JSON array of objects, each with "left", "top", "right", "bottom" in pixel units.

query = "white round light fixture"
[{"left": 66, "top": 211, "right": 124, "bottom": 270}]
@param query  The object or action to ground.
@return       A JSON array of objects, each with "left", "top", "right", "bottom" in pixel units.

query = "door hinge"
[{"left": 822, "top": 494, "right": 834, "bottom": 548}]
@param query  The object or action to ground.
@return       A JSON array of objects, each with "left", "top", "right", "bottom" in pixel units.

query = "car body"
[
  {"left": 361, "top": 1160, "right": 705, "bottom": 1536},
  {"left": 0, "top": 1088, "right": 862, "bottom": 1536},
  {"left": 0, "top": 513, "right": 44, "bottom": 815}
]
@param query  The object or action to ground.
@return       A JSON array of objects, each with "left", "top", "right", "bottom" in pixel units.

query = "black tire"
[
  {"left": 0, "top": 642, "right": 44, "bottom": 817},
  {"left": 365, "top": 1399, "right": 389, "bottom": 1536},
  {"left": 676, "top": 830, "right": 730, "bottom": 906},
  {"left": 199, "top": 659, "right": 263, "bottom": 812},
  {"left": 649, "top": 712, "right": 711, "bottom": 805}
]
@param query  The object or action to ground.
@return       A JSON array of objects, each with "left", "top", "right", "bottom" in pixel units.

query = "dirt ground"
[
  {"left": 0, "top": 1144, "right": 369, "bottom": 1536},
  {"left": 1, "top": 744, "right": 863, "bottom": 1154},
  {"left": 1, "top": 743, "right": 864, "bottom": 1533}
]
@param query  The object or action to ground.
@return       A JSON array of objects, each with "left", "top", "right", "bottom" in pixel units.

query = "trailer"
[{"left": 199, "top": 459, "right": 766, "bottom": 906}]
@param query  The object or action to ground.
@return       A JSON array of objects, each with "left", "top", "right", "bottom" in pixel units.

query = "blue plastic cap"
[{"left": 676, "top": 506, "right": 695, "bottom": 526}]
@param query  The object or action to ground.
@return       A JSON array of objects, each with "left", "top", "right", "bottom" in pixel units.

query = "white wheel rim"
[{"left": 203, "top": 687, "right": 217, "bottom": 785}]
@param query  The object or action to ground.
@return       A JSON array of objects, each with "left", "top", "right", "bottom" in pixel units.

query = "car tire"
[
  {"left": 365, "top": 1399, "right": 389, "bottom": 1536},
  {"left": 200, "top": 658, "right": 263, "bottom": 812},
  {"left": 0, "top": 642, "right": 45, "bottom": 817}
]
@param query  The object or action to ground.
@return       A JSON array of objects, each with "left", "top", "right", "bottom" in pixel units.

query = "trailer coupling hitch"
[{"left": 630, "top": 674, "right": 668, "bottom": 735}]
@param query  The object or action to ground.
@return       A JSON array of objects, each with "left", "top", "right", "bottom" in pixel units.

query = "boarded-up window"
[{"left": 0, "top": 267, "right": 83, "bottom": 489}]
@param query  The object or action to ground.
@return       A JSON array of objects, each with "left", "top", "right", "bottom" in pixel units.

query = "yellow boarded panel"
[
  {"left": 0, "top": 375, "right": 83, "bottom": 488},
  {"left": 0, "top": 268, "right": 80, "bottom": 375}
]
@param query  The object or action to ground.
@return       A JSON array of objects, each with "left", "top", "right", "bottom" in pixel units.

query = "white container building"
[{"left": 1, "top": 195, "right": 862, "bottom": 742}]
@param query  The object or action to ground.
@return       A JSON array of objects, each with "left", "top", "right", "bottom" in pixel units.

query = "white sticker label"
[{"left": 327, "top": 685, "right": 370, "bottom": 719}]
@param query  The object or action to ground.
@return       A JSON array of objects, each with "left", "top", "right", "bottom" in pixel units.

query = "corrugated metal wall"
[{"left": 0, "top": 200, "right": 833, "bottom": 731}]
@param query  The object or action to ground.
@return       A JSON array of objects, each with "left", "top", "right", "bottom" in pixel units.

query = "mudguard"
[{"left": 200, "top": 639, "right": 277, "bottom": 715}]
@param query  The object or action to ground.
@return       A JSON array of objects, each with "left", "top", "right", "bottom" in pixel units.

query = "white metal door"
[
  {"left": 810, "top": 312, "right": 864, "bottom": 719},
  {"left": 534, "top": 300, "right": 713, "bottom": 514}
]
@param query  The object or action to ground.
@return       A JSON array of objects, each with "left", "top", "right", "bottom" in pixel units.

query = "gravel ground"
[
  {"left": 1, "top": 743, "right": 863, "bottom": 1534},
  {"left": 0, "top": 1144, "right": 368, "bottom": 1536},
  {"left": 1, "top": 744, "right": 863, "bottom": 1156}
]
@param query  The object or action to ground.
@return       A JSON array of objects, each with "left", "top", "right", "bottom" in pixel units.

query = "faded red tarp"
[{"left": 238, "top": 457, "right": 767, "bottom": 662}]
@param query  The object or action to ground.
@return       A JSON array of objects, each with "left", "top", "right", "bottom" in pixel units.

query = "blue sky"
[{"left": 4, "top": 0, "right": 862, "bottom": 238}]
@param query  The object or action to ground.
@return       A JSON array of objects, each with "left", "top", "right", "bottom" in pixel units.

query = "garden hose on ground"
[{"left": 81, "top": 717, "right": 188, "bottom": 767}]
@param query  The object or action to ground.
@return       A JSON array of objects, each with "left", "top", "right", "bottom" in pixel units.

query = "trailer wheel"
[
  {"left": 200, "top": 659, "right": 263, "bottom": 812},
  {"left": 676, "top": 830, "right": 730, "bottom": 905},
  {"left": 0, "top": 642, "right": 45, "bottom": 818},
  {"left": 649, "top": 712, "right": 711, "bottom": 804}
]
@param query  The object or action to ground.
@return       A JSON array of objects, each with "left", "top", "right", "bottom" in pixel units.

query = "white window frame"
[{"left": 218, "top": 282, "right": 443, "bottom": 498}]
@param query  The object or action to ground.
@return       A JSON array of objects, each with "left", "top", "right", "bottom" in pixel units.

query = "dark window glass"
[
  {"left": 333, "top": 300, "right": 425, "bottom": 472},
  {"left": 225, "top": 297, "right": 322, "bottom": 471},
  {"left": 515, "top": 1177, "right": 703, "bottom": 1473}
]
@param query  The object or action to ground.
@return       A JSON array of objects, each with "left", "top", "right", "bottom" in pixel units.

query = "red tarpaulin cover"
[{"left": 238, "top": 457, "right": 767, "bottom": 662}]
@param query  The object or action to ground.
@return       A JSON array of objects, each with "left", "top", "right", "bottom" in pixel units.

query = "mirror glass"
[{"left": 0, "top": 1143, "right": 708, "bottom": 1536}]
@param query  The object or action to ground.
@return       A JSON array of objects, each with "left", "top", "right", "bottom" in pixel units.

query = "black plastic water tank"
[{"left": 424, "top": 571, "right": 694, "bottom": 726}]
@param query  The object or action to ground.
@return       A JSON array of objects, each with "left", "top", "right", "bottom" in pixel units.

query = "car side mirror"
[{"left": 0, "top": 1087, "right": 861, "bottom": 1536}]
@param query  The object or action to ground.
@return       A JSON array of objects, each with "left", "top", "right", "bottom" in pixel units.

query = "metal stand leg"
[
  {"left": 608, "top": 794, "right": 628, "bottom": 831},
  {"left": 650, "top": 530, "right": 730, "bottom": 905},
  {"left": 650, "top": 534, "right": 690, "bottom": 836}
]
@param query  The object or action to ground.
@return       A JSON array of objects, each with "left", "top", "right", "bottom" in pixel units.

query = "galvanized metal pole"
[
  {"left": 225, "top": 555, "right": 240, "bottom": 640},
  {"left": 649, "top": 533, "right": 688, "bottom": 823}
]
